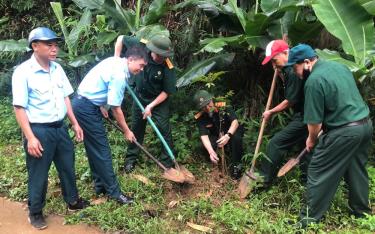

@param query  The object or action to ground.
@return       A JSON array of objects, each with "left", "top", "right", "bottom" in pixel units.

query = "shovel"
[
  {"left": 125, "top": 84, "right": 195, "bottom": 184},
  {"left": 277, "top": 130, "right": 323, "bottom": 177},
  {"left": 238, "top": 70, "right": 278, "bottom": 199},
  {"left": 277, "top": 148, "right": 307, "bottom": 177},
  {"left": 107, "top": 118, "right": 186, "bottom": 183}
]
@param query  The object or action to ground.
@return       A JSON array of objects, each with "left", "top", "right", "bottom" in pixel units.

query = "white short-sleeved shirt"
[{"left": 12, "top": 54, "right": 74, "bottom": 123}]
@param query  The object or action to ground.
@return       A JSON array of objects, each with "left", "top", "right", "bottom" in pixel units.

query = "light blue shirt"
[
  {"left": 78, "top": 57, "right": 129, "bottom": 106},
  {"left": 12, "top": 55, "right": 74, "bottom": 123}
]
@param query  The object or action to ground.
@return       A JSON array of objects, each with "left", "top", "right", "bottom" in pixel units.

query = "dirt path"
[{"left": 0, "top": 197, "right": 102, "bottom": 234}]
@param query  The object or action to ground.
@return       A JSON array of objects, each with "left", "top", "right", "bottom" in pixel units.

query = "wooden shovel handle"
[
  {"left": 250, "top": 70, "right": 278, "bottom": 172},
  {"left": 106, "top": 118, "right": 168, "bottom": 171}
]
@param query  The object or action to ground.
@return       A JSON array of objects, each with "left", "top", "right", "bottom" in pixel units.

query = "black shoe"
[
  {"left": 115, "top": 194, "right": 134, "bottom": 205},
  {"left": 231, "top": 165, "right": 243, "bottom": 180},
  {"left": 68, "top": 197, "right": 90, "bottom": 211},
  {"left": 95, "top": 187, "right": 107, "bottom": 196},
  {"left": 28, "top": 212, "right": 47, "bottom": 230},
  {"left": 124, "top": 162, "right": 136, "bottom": 174}
]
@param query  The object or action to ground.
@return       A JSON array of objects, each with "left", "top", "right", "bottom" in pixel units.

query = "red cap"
[{"left": 261, "top": 40, "right": 289, "bottom": 65}]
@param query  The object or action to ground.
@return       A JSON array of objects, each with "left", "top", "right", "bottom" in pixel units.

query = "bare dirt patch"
[{"left": 0, "top": 197, "right": 102, "bottom": 234}]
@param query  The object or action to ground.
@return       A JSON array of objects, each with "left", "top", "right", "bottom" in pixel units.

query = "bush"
[{"left": 0, "top": 98, "right": 21, "bottom": 143}]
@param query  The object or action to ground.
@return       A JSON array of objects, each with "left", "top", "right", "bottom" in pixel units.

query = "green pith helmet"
[
  {"left": 146, "top": 35, "right": 174, "bottom": 57},
  {"left": 193, "top": 90, "right": 213, "bottom": 109}
]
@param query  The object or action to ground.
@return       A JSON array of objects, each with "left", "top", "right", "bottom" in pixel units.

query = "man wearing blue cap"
[
  {"left": 288, "top": 44, "right": 372, "bottom": 227},
  {"left": 12, "top": 27, "right": 88, "bottom": 230}
]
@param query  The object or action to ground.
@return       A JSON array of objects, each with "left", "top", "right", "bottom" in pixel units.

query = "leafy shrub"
[{"left": 0, "top": 98, "right": 21, "bottom": 143}]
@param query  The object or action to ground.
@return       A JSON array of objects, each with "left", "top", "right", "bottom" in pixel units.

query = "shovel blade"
[
  {"left": 237, "top": 171, "right": 257, "bottom": 199},
  {"left": 277, "top": 158, "right": 300, "bottom": 177},
  {"left": 179, "top": 165, "right": 195, "bottom": 184},
  {"left": 162, "top": 168, "right": 186, "bottom": 183}
]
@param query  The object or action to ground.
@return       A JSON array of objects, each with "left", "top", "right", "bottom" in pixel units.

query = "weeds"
[{"left": 0, "top": 99, "right": 374, "bottom": 233}]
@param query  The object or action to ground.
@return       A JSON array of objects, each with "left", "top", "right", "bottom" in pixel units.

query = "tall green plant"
[
  {"left": 312, "top": 0, "right": 374, "bottom": 66},
  {"left": 50, "top": 2, "right": 92, "bottom": 57},
  {"left": 312, "top": 0, "right": 375, "bottom": 80}
]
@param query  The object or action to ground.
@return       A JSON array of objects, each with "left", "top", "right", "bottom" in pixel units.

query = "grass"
[{"left": 0, "top": 99, "right": 374, "bottom": 233}]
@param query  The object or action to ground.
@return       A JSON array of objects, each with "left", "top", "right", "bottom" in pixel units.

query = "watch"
[{"left": 226, "top": 132, "right": 233, "bottom": 138}]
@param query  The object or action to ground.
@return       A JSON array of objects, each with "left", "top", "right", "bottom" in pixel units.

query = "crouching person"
[
  {"left": 12, "top": 27, "right": 89, "bottom": 230},
  {"left": 193, "top": 90, "right": 244, "bottom": 179}
]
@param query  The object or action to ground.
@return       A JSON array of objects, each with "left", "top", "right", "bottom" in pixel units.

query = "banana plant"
[
  {"left": 175, "top": 0, "right": 310, "bottom": 53},
  {"left": 50, "top": 2, "right": 96, "bottom": 68},
  {"left": 312, "top": 0, "right": 375, "bottom": 80},
  {"left": 176, "top": 53, "right": 235, "bottom": 88},
  {"left": 72, "top": 0, "right": 170, "bottom": 39}
]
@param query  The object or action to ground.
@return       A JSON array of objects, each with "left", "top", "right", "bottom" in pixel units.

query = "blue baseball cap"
[
  {"left": 286, "top": 44, "right": 316, "bottom": 66},
  {"left": 28, "top": 27, "right": 62, "bottom": 49}
]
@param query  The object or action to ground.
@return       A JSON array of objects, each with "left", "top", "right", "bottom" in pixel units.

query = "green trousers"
[
  {"left": 300, "top": 120, "right": 372, "bottom": 226},
  {"left": 259, "top": 113, "right": 309, "bottom": 183},
  {"left": 125, "top": 99, "right": 174, "bottom": 168}
]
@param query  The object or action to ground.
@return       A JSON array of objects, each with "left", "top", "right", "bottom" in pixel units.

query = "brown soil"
[
  {"left": 165, "top": 166, "right": 238, "bottom": 206},
  {"left": 0, "top": 197, "right": 102, "bottom": 234}
]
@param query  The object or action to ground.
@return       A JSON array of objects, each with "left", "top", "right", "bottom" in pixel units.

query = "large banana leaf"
[
  {"left": 135, "top": 24, "right": 169, "bottom": 40},
  {"left": 0, "top": 39, "right": 28, "bottom": 52},
  {"left": 228, "top": 0, "right": 247, "bottom": 32},
  {"left": 173, "top": 0, "right": 224, "bottom": 11},
  {"left": 51, "top": 2, "right": 92, "bottom": 56},
  {"left": 358, "top": 0, "right": 375, "bottom": 15},
  {"left": 200, "top": 35, "right": 243, "bottom": 53},
  {"left": 316, "top": 49, "right": 361, "bottom": 72},
  {"left": 74, "top": 0, "right": 135, "bottom": 34},
  {"left": 50, "top": 2, "right": 72, "bottom": 53},
  {"left": 68, "top": 9, "right": 92, "bottom": 55},
  {"left": 288, "top": 20, "right": 323, "bottom": 44},
  {"left": 68, "top": 54, "right": 96, "bottom": 68},
  {"left": 143, "top": 0, "right": 168, "bottom": 25},
  {"left": 227, "top": 0, "right": 285, "bottom": 36},
  {"left": 312, "top": 0, "right": 374, "bottom": 65},
  {"left": 102, "top": 0, "right": 136, "bottom": 33},
  {"left": 72, "top": 0, "right": 104, "bottom": 10},
  {"left": 260, "top": 0, "right": 305, "bottom": 16},
  {"left": 176, "top": 53, "right": 235, "bottom": 88},
  {"left": 97, "top": 32, "right": 119, "bottom": 46},
  {"left": 267, "top": 11, "right": 296, "bottom": 39}
]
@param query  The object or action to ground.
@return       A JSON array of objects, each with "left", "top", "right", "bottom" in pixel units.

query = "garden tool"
[
  {"left": 277, "top": 130, "right": 323, "bottom": 177},
  {"left": 238, "top": 70, "right": 278, "bottom": 199},
  {"left": 277, "top": 148, "right": 307, "bottom": 177},
  {"left": 107, "top": 118, "right": 185, "bottom": 183},
  {"left": 125, "top": 84, "right": 195, "bottom": 184}
]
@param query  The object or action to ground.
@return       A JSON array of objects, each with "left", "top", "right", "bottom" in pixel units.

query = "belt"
[
  {"left": 326, "top": 117, "right": 369, "bottom": 131},
  {"left": 76, "top": 94, "right": 89, "bottom": 101},
  {"left": 344, "top": 117, "right": 369, "bottom": 127},
  {"left": 30, "top": 120, "right": 64, "bottom": 128}
]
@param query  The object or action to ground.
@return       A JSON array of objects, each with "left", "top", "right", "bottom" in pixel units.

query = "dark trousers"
[
  {"left": 25, "top": 123, "right": 78, "bottom": 214},
  {"left": 125, "top": 100, "right": 174, "bottom": 168},
  {"left": 259, "top": 113, "right": 309, "bottom": 183},
  {"left": 208, "top": 126, "right": 244, "bottom": 165},
  {"left": 72, "top": 97, "right": 121, "bottom": 198},
  {"left": 300, "top": 120, "right": 373, "bottom": 225}
]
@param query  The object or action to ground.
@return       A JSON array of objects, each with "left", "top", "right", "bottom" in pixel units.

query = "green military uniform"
[
  {"left": 122, "top": 36, "right": 177, "bottom": 168},
  {"left": 195, "top": 102, "right": 244, "bottom": 167},
  {"left": 300, "top": 60, "right": 372, "bottom": 226},
  {"left": 258, "top": 66, "right": 309, "bottom": 184}
]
